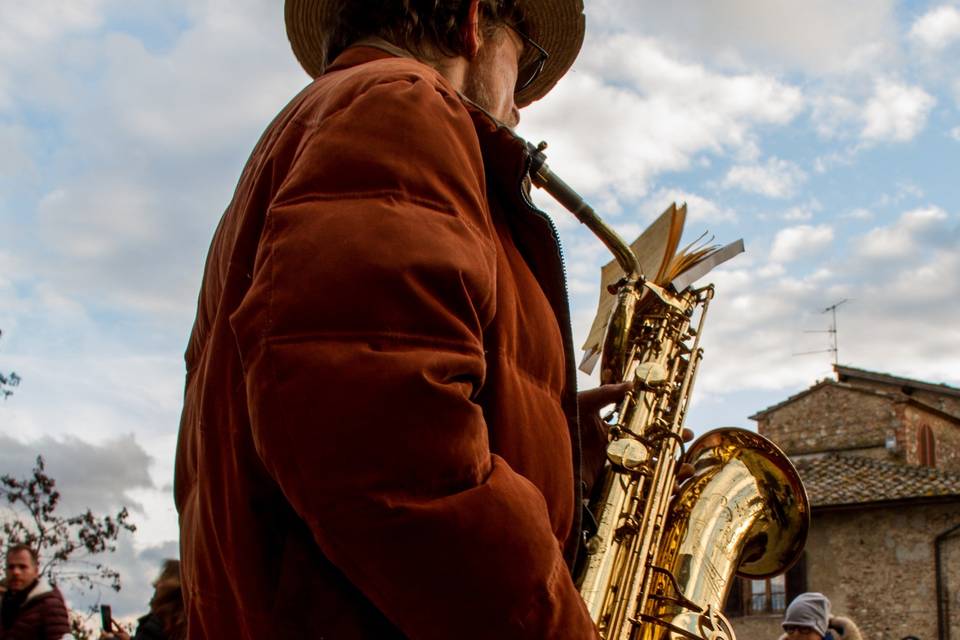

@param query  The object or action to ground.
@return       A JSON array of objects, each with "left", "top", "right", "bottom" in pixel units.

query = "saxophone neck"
[{"left": 526, "top": 141, "right": 643, "bottom": 280}]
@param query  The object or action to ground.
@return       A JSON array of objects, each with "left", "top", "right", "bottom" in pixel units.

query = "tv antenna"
[{"left": 794, "top": 299, "right": 850, "bottom": 365}]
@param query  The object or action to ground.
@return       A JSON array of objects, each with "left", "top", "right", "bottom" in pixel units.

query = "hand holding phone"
[{"left": 100, "top": 604, "right": 113, "bottom": 631}]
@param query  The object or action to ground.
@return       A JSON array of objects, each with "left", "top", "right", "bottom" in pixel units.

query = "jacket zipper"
[{"left": 515, "top": 152, "right": 584, "bottom": 571}]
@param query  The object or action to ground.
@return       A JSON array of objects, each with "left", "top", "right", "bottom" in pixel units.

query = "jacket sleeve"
[{"left": 230, "top": 73, "right": 597, "bottom": 639}]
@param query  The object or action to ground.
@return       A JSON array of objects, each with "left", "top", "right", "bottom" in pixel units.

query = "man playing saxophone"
[{"left": 174, "top": 1, "right": 633, "bottom": 637}]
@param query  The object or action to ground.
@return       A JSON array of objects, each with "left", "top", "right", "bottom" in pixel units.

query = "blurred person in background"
[
  {"left": 779, "top": 592, "right": 862, "bottom": 640},
  {"left": 0, "top": 544, "right": 71, "bottom": 640},
  {"left": 100, "top": 560, "right": 184, "bottom": 640}
]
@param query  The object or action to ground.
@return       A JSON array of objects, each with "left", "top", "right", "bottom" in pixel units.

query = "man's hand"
[
  {"left": 98, "top": 628, "right": 131, "bottom": 640},
  {"left": 578, "top": 383, "right": 695, "bottom": 496},
  {"left": 578, "top": 382, "right": 631, "bottom": 496}
]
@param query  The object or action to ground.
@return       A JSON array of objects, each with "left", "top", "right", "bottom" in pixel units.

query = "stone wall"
[
  {"left": 844, "top": 376, "right": 960, "bottom": 420},
  {"left": 757, "top": 383, "right": 900, "bottom": 457},
  {"left": 911, "top": 389, "right": 960, "bottom": 420},
  {"left": 727, "top": 613, "right": 782, "bottom": 640},
  {"left": 937, "top": 418, "right": 960, "bottom": 472},
  {"left": 943, "top": 529, "right": 960, "bottom": 639},
  {"left": 898, "top": 403, "right": 960, "bottom": 471},
  {"left": 729, "top": 501, "right": 960, "bottom": 640},
  {"left": 756, "top": 380, "right": 960, "bottom": 471}
]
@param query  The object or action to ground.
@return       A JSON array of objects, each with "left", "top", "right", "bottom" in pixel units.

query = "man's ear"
[{"left": 461, "top": 0, "right": 481, "bottom": 58}]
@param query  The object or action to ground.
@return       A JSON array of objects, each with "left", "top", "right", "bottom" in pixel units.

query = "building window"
[
  {"left": 918, "top": 424, "right": 937, "bottom": 467},
  {"left": 748, "top": 574, "right": 787, "bottom": 614},
  {"left": 724, "top": 553, "right": 806, "bottom": 618}
]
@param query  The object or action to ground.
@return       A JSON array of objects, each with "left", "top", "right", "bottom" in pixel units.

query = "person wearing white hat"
[
  {"left": 779, "top": 593, "right": 863, "bottom": 640},
  {"left": 175, "top": 1, "right": 616, "bottom": 638}
]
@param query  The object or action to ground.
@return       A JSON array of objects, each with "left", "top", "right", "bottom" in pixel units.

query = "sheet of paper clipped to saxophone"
[
  {"left": 579, "top": 202, "right": 744, "bottom": 374},
  {"left": 580, "top": 203, "right": 685, "bottom": 373}
]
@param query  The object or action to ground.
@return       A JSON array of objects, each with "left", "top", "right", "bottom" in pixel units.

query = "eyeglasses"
[
  {"left": 506, "top": 23, "right": 549, "bottom": 93},
  {"left": 784, "top": 626, "right": 818, "bottom": 636}
]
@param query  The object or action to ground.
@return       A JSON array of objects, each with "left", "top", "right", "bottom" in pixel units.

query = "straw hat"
[{"left": 284, "top": 0, "right": 585, "bottom": 106}]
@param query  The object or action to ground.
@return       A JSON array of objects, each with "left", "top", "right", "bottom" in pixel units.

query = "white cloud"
[
  {"left": 861, "top": 80, "right": 936, "bottom": 142},
  {"left": 876, "top": 181, "right": 926, "bottom": 207},
  {"left": 812, "top": 146, "right": 859, "bottom": 173},
  {"left": 722, "top": 157, "right": 807, "bottom": 198},
  {"left": 588, "top": 0, "right": 899, "bottom": 75},
  {"left": 693, "top": 231, "right": 960, "bottom": 403},
  {"left": 692, "top": 264, "right": 852, "bottom": 396},
  {"left": 0, "top": 0, "right": 107, "bottom": 109},
  {"left": 879, "top": 244, "right": 960, "bottom": 305},
  {"left": 640, "top": 189, "right": 739, "bottom": 225},
  {"left": 0, "top": 434, "right": 154, "bottom": 514},
  {"left": 844, "top": 208, "right": 874, "bottom": 221},
  {"left": 38, "top": 184, "right": 160, "bottom": 260},
  {"left": 856, "top": 206, "right": 951, "bottom": 260},
  {"left": 98, "top": 28, "right": 304, "bottom": 155},
  {"left": 810, "top": 94, "right": 861, "bottom": 140},
  {"left": 769, "top": 224, "right": 834, "bottom": 262},
  {"left": 782, "top": 201, "right": 822, "bottom": 222},
  {"left": 782, "top": 209, "right": 811, "bottom": 222},
  {"left": 842, "top": 248, "right": 960, "bottom": 381},
  {"left": 0, "top": 0, "right": 308, "bottom": 324},
  {"left": 909, "top": 5, "right": 960, "bottom": 50},
  {"left": 0, "top": 124, "right": 34, "bottom": 177},
  {"left": 951, "top": 126, "right": 960, "bottom": 141},
  {"left": 520, "top": 36, "right": 803, "bottom": 205},
  {"left": 0, "top": 0, "right": 104, "bottom": 56}
]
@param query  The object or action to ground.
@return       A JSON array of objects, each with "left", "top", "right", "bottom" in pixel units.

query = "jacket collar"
[
  {"left": 0, "top": 579, "right": 53, "bottom": 610},
  {"left": 23, "top": 579, "right": 54, "bottom": 604},
  {"left": 325, "top": 42, "right": 429, "bottom": 80}
]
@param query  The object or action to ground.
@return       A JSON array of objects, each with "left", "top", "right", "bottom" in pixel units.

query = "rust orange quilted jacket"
[{"left": 175, "top": 45, "right": 597, "bottom": 639}]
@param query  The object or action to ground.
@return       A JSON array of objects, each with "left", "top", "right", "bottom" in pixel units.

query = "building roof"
[
  {"left": 834, "top": 364, "right": 960, "bottom": 399},
  {"left": 750, "top": 372, "right": 960, "bottom": 423},
  {"left": 794, "top": 453, "right": 960, "bottom": 507},
  {"left": 750, "top": 379, "right": 860, "bottom": 420}
]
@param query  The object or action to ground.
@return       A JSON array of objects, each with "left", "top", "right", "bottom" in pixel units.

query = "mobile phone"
[{"left": 100, "top": 604, "right": 112, "bottom": 631}]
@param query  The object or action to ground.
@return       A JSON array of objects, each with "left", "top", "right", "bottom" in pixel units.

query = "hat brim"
[{"left": 284, "top": 0, "right": 585, "bottom": 108}]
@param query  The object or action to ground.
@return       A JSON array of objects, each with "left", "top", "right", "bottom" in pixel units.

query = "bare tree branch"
[{"left": 1, "top": 456, "right": 137, "bottom": 609}]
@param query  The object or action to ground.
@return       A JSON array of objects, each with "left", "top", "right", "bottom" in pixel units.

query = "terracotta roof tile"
[{"left": 793, "top": 454, "right": 960, "bottom": 507}]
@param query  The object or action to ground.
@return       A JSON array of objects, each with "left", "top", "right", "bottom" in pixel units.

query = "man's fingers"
[{"left": 579, "top": 382, "right": 632, "bottom": 412}]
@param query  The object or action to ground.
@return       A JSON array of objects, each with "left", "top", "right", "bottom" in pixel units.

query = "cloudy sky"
[{"left": 1, "top": 0, "right": 959, "bottom": 620}]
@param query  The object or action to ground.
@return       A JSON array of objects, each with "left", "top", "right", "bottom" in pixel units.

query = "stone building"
[{"left": 724, "top": 365, "right": 960, "bottom": 640}]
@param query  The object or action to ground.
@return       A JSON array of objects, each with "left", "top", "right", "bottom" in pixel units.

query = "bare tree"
[{"left": 1, "top": 456, "right": 137, "bottom": 597}]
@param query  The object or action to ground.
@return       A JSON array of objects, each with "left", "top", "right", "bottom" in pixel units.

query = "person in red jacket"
[
  {"left": 0, "top": 545, "right": 71, "bottom": 640},
  {"left": 175, "top": 1, "right": 628, "bottom": 637}
]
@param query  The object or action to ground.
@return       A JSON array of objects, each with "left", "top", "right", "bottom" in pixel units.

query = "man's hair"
[
  {"left": 326, "top": 0, "right": 523, "bottom": 65},
  {"left": 5, "top": 543, "right": 39, "bottom": 567},
  {"left": 150, "top": 559, "right": 185, "bottom": 640}
]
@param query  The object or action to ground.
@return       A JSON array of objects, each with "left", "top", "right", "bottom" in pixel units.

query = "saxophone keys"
[
  {"left": 634, "top": 361, "right": 669, "bottom": 384},
  {"left": 607, "top": 438, "right": 649, "bottom": 471}
]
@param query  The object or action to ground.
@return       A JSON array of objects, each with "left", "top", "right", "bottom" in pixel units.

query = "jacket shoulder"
[
  {"left": 32, "top": 586, "right": 71, "bottom": 635},
  {"left": 296, "top": 53, "right": 468, "bottom": 127},
  {"left": 133, "top": 614, "right": 167, "bottom": 640}
]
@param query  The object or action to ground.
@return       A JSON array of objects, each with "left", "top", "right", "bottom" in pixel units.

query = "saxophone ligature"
[{"left": 526, "top": 141, "right": 810, "bottom": 640}]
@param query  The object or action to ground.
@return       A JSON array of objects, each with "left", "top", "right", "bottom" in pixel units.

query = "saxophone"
[{"left": 527, "top": 142, "right": 810, "bottom": 640}]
